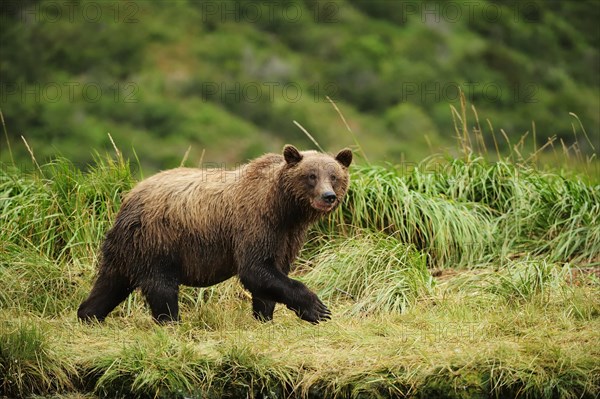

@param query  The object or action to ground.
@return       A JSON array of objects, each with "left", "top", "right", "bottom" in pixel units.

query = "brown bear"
[{"left": 77, "top": 145, "right": 352, "bottom": 324}]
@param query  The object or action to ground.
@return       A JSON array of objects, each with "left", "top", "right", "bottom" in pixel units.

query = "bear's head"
[{"left": 282, "top": 144, "right": 352, "bottom": 214}]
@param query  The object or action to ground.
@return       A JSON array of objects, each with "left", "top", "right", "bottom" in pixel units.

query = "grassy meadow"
[{"left": 1, "top": 104, "right": 599, "bottom": 398}]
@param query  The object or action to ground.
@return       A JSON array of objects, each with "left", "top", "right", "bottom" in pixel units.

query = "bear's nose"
[{"left": 322, "top": 192, "right": 337, "bottom": 204}]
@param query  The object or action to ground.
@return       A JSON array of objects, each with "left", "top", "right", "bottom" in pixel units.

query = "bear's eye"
[
  {"left": 330, "top": 175, "right": 337, "bottom": 183},
  {"left": 308, "top": 173, "right": 317, "bottom": 181}
]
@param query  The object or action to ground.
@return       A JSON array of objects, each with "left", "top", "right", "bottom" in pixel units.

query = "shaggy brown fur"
[{"left": 78, "top": 145, "right": 352, "bottom": 324}]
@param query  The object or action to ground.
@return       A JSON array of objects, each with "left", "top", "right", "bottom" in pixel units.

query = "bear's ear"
[
  {"left": 335, "top": 148, "right": 353, "bottom": 168},
  {"left": 283, "top": 145, "right": 303, "bottom": 165}
]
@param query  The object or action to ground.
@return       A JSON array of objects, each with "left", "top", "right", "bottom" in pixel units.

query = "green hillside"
[{"left": 1, "top": 0, "right": 599, "bottom": 169}]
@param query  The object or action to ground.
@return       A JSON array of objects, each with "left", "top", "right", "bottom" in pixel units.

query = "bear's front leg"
[{"left": 239, "top": 262, "right": 331, "bottom": 324}]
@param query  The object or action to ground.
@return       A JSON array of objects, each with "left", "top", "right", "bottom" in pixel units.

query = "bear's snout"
[{"left": 322, "top": 192, "right": 337, "bottom": 204}]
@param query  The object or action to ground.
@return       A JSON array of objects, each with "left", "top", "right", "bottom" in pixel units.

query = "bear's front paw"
[{"left": 289, "top": 294, "right": 331, "bottom": 324}]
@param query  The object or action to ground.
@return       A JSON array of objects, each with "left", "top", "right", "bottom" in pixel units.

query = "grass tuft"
[
  {"left": 89, "top": 329, "right": 211, "bottom": 398},
  {"left": 0, "top": 321, "right": 75, "bottom": 397},
  {"left": 302, "top": 233, "right": 434, "bottom": 315}
]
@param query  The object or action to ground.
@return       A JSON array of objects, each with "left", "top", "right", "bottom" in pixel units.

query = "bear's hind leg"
[
  {"left": 252, "top": 296, "right": 276, "bottom": 322},
  {"left": 78, "top": 273, "right": 133, "bottom": 322},
  {"left": 141, "top": 280, "right": 180, "bottom": 324}
]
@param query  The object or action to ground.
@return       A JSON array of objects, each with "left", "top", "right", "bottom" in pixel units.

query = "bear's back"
[
  {"left": 129, "top": 153, "right": 285, "bottom": 197},
  {"left": 119, "top": 153, "right": 286, "bottom": 233}
]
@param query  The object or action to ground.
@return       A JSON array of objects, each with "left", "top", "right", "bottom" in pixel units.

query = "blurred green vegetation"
[{"left": 1, "top": 0, "right": 598, "bottom": 170}]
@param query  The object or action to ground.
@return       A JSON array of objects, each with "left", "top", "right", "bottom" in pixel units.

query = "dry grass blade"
[
  {"left": 293, "top": 120, "right": 324, "bottom": 152},
  {"left": 20, "top": 135, "right": 42, "bottom": 175},
  {"left": 0, "top": 108, "right": 14, "bottom": 164},
  {"left": 326, "top": 95, "right": 370, "bottom": 163},
  {"left": 569, "top": 112, "right": 596, "bottom": 151}
]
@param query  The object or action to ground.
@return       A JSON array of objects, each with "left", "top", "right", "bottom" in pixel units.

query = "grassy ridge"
[{"left": 1, "top": 144, "right": 599, "bottom": 397}]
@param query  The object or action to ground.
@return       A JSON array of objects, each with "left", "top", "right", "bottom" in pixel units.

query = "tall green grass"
[
  {"left": 310, "top": 94, "right": 600, "bottom": 269},
  {"left": 317, "top": 158, "right": 599, "bottom": 269},
  {"left": 0, "top": 154, "right": 134, "bottom": 262}
]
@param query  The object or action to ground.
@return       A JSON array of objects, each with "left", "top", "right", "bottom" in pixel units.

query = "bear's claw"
[{"left": 291, "top": 297, "right": 331, "bottom": 324}]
